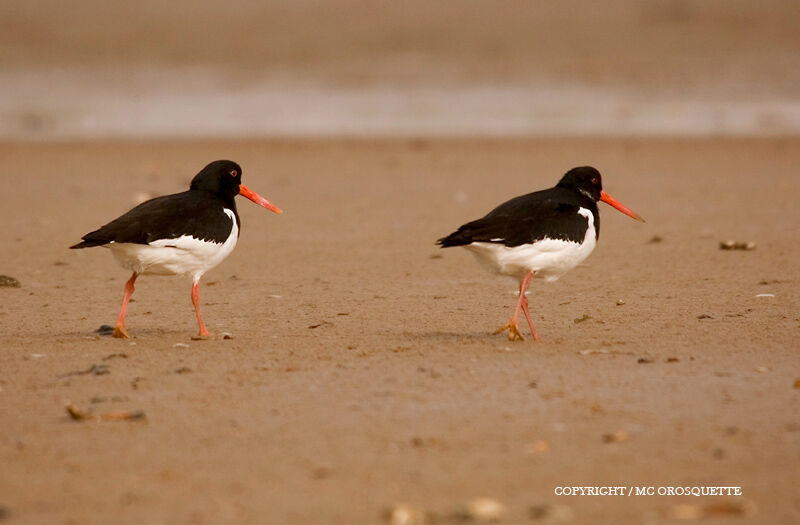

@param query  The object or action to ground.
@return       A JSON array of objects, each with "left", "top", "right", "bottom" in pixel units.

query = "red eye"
[{"left": 230, "top": 170, "right": 238, "bottom": 177}]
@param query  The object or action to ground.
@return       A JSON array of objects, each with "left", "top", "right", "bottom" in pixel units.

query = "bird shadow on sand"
[
  {"left": 396, "top": 330, "right": 506, "bottom": 343},
  {"left": 68, "top": 325, "right": 209, "bottom": 341}
]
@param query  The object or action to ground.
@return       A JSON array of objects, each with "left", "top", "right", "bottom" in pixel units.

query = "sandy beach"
[
  {"left": 0, "top": 138, "right": 798, "bottom": 523},
  {"left": 2, "top": 0, "right": 799, "bottom": 522}
]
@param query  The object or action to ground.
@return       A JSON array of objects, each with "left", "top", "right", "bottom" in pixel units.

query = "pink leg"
[
  {"left": 494, "top": 270, "right": 537, "bottom": 341},
  {"left": 519, "top": 278, "right": 540, "bottom": 341},
  {"left": 191, "top": 278, "right": 211, "bottom": 338},
  {"left": 113, "top": 272, "right": 138, "bottom": 338}
]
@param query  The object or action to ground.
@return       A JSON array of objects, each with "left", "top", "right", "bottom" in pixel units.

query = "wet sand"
[{"left": 0, "top": 138, "right": 798, "bottom": 523}]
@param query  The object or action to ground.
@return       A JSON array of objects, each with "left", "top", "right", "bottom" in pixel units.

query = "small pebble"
[
  {"left": 0, "top": 275, "right": 21, "bottom": 287},
  {"left": 529, "top": 504, "right": 573, "bottom": 522},
  {"left": 719, "top": 240, "right": 756, "bottom": 251},
  {"left": 667, "top": 504, "right": 704, "bottom": 520},
  {"left": 464, "top": 498, "right": 506, "bottom": 521},
  {"left": 172, "top": 343, "right": 190, "bottom": 349},
  {"left": 615, "top": 299, "right": 625, "bottom": 306},
  {"left": 705, "top": 499, "right": 757, "bottom": 517},
  {"left": 602, "top": 430, "right": 629, "bottom": 443},
  {"left": 525, "top": 440, "right": 550, "bottom": 454},
  {"left": 755, "top": 366, "right": 769, "bottom": 373},
  {"left": 383, "top": 504, "right": 427, "bottom": 525}
]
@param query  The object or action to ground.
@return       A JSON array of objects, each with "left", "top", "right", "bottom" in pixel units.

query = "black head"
[
  {"left": 557, "top": 166, "right": 645, "bottom": 222},
  {"left": 189, "top": 159, "right": 283, "bottom": 214},
  {"left": 190, "top": 160, "right": 243, "bottom": 200},
  {"left": 556, "top": 166, "right": 603, "bottom": 201}
]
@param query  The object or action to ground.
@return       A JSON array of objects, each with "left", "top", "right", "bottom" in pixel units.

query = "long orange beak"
[
  {"left": 600, "top": 190, "right": 644, "bottom": 222},
  {"left": 239, "top": 184, "right": 282, "bottom": 214}
]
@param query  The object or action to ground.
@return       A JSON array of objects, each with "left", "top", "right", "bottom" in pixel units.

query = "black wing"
[
  {"left": 437, "top": 188, "right": 597, "bottom": 248},
  {"left": 70, "top": 191, "right": 236, "bottom": 249}
]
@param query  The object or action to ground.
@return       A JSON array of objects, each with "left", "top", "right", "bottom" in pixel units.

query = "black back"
[
  {"left": 437, "top": 166, "right": 603, "bottom": 248},
  {"left": 70, "top": 160, "right": 244, "bottom": 248}
]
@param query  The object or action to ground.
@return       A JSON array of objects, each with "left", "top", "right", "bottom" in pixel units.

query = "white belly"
[
  {"left": 464, "top": 207, "right": 597, "bottom": 281},
  {"left": 108, "top": 208, "right": 238, "bottom": 280}
]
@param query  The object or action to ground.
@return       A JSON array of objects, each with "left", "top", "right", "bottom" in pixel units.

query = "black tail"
[
  {"left": 69, "top": 239, "right": 108, "bottom": 249},
  {"left": 436, "top": 230, "right": 470, "bottom": 248},
  {"left": 70, "top": 224, "right": 117, "bottom": 249},
  {"left": 70, "top": 229, "right": 113, "bottom": 248}
]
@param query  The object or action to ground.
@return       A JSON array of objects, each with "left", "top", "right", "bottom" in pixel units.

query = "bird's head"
[
  {"left": 558, "top": 166, "right": 644, "bottom": 222},
  {"left": 191, "top": 160, "right": 282, "bottom": 214}
]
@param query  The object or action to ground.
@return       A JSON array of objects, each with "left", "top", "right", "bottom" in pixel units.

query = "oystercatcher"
[
  {"left": 437, "top": 166, "right": 644, "bottom": 341},
  {"left": 70, "top": 160, "right": 282, "bottom": 339}
]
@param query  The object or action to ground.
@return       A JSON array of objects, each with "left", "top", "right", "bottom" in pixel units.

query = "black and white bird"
[
  {"left": 437, "top": 166, "right": 644, "bottom": 341},
  {"left": 70, "top": 160, "right": 282, "bottom": 339}
]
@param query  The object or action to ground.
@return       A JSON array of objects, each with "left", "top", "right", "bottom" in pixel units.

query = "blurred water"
[
  {"left": 2, "top": 1, "right": 799, "bottom": 139},
  {"left": 3, "top": 66, "right": 800, "bottom": 139}
]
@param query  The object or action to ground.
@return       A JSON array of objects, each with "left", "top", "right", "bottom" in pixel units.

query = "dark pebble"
[{"left": 0, "top": 275, "right": 21, "bottom": 288}]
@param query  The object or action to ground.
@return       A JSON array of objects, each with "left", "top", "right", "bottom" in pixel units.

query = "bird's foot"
[
  {"left": 493, "top": 322, "right": 525, "bottom": 341},
  {"left": 191, "top": 333, "right": 211, "bottom": 341},
  {"left": 112, "top": 325, "right": 130, "bottom": 339}
]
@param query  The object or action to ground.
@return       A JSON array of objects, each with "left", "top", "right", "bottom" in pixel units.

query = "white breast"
[
  {"left": 465, "top": 207, "right": 597, "bottom": 281},
  {"left": 108, "top": 208, "right": 239, "bottom": 280}
]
